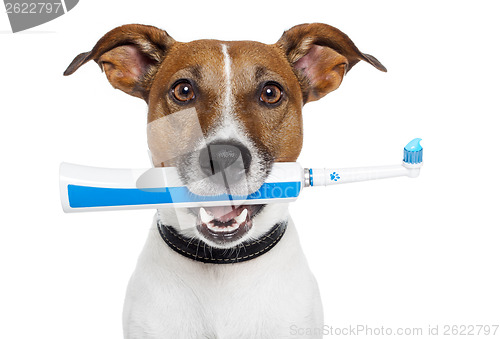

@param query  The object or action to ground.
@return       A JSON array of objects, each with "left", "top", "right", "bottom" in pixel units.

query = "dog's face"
[{"left": 65, "top": 23, "right": 385, "bottom": 248}]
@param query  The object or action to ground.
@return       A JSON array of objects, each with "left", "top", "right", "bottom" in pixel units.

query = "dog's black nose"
[{"left": 199, "top": 141, "right": 252, "bottom": 185}]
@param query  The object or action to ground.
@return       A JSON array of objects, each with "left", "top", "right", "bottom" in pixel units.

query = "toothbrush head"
[{"left": 403, "top": 138, "right": 423, "bottom": 164}]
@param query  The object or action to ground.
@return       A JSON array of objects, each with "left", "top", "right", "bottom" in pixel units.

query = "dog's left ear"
[{"left": 276, "top": 23, "right": 387, "bottom": 103}]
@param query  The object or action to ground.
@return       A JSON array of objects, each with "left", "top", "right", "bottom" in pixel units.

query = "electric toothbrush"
[{"left": 60, "top": 138, "right": 423, "bottom": 212}]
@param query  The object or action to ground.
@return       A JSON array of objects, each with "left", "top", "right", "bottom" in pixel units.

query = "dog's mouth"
[{"left": 192, "top": 204, "right": 264, "bottom": 244}]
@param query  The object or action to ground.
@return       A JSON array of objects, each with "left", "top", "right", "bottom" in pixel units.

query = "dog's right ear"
[{"left": 64, "top": 24, "right": 175, "bottom": 101}]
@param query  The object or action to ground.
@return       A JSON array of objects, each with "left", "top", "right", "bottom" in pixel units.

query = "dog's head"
[{"left": 65, "top": 23, "right": 386, "bottom": 249}]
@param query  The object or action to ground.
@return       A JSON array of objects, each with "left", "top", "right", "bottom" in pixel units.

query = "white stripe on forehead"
[
  {"left": 221, "top": 43, "right": 233, "bottom": 117},
  {"left": 213, "top": 43, "right": 241, "bottom": 139}
]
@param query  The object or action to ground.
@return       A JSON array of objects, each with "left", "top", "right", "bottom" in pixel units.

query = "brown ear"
[
  {"left": 64, "top": 24, "right": 176, "bottom": 101},
  {"left": 276, "top": 23, "right": 387, "bottom": 103}
]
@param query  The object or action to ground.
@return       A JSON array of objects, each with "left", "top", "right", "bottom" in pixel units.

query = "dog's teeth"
[
  {"left": 234, "top": 209, "right": 248, "bottom": 224},
  {"left": 199, "top": 208, "right": 214, "bottom": 224}
]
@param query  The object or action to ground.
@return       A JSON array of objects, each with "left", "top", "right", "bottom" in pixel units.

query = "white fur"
[
  {"left": 221, "top": 44, "right": 233, "bottom": 118},
  {"left": 123, "top": 212, "right": 323, "bottom": 339},
  {"left": 123, "top": 43, "right": 324, "bottom": 338}
]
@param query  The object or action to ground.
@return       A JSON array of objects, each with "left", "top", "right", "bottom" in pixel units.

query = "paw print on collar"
[{"left": 330, "top": 172, "right": 340, "bottom": 181}]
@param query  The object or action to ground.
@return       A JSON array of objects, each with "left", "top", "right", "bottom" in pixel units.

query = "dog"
[{"left": 64, "top": 23, "right": 386, "bottom": 338}]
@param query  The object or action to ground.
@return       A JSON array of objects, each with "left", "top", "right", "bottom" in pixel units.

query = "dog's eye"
[
  {"left": 172, "top": 82, "right": 195, "bottom": 102},
  {"left": 260, "top": 83, "right": 282, "bottom": 105}
]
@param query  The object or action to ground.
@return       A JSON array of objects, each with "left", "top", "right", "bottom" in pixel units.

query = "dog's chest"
[
  {"left": 188, "top": 269, "right": 299, "bottom": 337},
  {"left": 123, "top": 220, "right": 323, "bottom": 339}
]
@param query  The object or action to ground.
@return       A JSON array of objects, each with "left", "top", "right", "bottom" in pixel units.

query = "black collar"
[{"left": 157, "top": 219, "right": 287, "bottom": 264}]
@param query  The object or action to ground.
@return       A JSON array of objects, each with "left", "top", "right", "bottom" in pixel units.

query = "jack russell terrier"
[{"left": 64, "top": 23, "right": 386, "bottom": 339}]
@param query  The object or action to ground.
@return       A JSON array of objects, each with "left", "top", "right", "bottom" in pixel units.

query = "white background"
[{"left": 1, "top": 0, "right": 499, "bottom": 338}]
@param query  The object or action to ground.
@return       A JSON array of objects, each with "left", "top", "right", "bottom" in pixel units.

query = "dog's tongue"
[{"left": 204, "top": 205, "right": 244, "bottom": 222}]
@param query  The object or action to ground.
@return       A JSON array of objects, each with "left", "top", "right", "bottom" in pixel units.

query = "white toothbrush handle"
[
  {"left": 307, "top": 163, "right": 421, "bottom": 186},
  {"left": 59, "top": 162, "right": 304, "bottom": 212}
]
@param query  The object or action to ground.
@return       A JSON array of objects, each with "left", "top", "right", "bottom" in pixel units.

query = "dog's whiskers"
[
  {"left": 186, "top": 234, "right": 198, "bottom": 248},
  {"left": 195, "top": 238, "right": 202, "bottom": 259}
]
